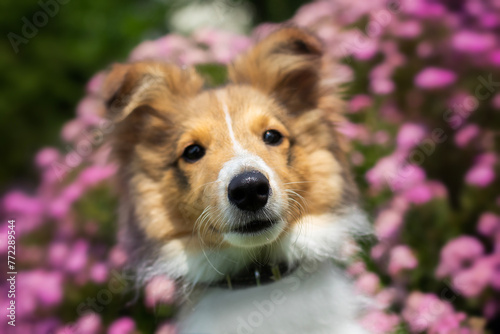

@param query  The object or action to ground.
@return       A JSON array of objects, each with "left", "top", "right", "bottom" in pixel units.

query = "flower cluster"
[{"left": 1, "top": 0, "right": 499, "bottom": 333}]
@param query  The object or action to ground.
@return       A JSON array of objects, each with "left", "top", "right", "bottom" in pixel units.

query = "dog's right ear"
[{"left": 103, "top": 61, "right": 204, "bottom": 123}]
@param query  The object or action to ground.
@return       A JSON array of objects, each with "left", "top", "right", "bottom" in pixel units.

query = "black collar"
[{"left": 210, "top": 262, "right": 298, "bottom": 290}]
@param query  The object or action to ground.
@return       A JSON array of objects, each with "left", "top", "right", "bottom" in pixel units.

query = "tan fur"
[{"left": 104, "top": 27, "right": 358, "bottom": 278}]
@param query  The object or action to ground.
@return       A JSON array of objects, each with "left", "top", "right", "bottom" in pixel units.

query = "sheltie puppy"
[{"left": 104, "top": 27, "right": 372, "bottom": 334}]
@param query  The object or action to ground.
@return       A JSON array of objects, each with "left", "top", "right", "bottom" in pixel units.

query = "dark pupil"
[
  {"left": 263, "top": 130, "right": 282, "bottom": 145},
  {"left": 183, "top": 144, "right": 205, "bottom": 162}
]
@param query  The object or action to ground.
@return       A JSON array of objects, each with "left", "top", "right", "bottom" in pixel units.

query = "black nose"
[{"left": 228, "top": 171, "right": 270, "bottom": 211}]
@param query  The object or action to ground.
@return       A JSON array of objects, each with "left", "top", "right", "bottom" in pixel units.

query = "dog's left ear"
[{"left": 228, "top": 27, "right": 325, "bottom": 114}]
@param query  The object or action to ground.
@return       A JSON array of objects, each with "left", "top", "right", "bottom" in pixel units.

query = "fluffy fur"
[{"left": 104, "top": 27, "right": 372, "bottom": 334}]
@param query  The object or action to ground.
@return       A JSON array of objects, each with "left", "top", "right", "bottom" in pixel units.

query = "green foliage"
[
  {"left": 196, "top": 63, "right": 228, "bottom": 87},
  {"left": 0, "top": 0, "right": 169, "bottom": 189}
]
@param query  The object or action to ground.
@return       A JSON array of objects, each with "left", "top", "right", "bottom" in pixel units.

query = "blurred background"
[{"left": 1, "top": 0, "right": 500, "bottom": 333}]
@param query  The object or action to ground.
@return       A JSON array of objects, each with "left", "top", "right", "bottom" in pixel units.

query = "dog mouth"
[{"left": 232, "top": 220, "right": 277, "bottom": 234}]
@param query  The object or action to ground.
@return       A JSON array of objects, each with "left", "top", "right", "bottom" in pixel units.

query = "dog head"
[{"left": 104, "top": 27, "right": 366, "bottom": 284}]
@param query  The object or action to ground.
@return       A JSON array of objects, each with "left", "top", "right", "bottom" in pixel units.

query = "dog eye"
[
  {"left": 263, "top": 130, "right": 283, "bottom": 146},
  {"left": 182, "top": 144, "right": 205, "bottom": 162}
]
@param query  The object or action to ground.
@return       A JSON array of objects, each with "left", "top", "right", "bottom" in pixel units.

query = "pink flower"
[
  {"left": 477, "top": 153, "right": 497, "bottom": 166},
  {"left": 427, "top": 181, "right": 448, "bottom": 199},
  {"left": 392, "top": 20, "right": 422, "bottom": 38},
  {"left": 488, "top": 254, "right": 500, "bottom": 290},
  {"left": 415, "top": 67, "right": 457, "bottom": 89},
  {"left": 331, "top": 64, "right": 353, "bottom": 84},
  {"left": 355, "top": 272, "right": 380, "bottom": 295},
  {"left": 16, "top": 275, "right": 38, "bottom": 317},
  {"left": 393, "top": 164, "right": 427, "bottom": 192},
  {"left": 352, "top": 42, "right": 378, "bottom": 61},
  {"left": 3, "top": 191, "right": 43, "bottom": 215},
  {"left": 109, "top": 246, "right": 128, "bottom": 268},
  {"left": 78, "top": 165, "right": 117, "bottom": 187},
  {"left": 251, "top": 23, "right": 279, "bottom": 40},
  {"left": 129, "top": 35, "right": 194, "bottom": 62},
  {"left": 144, "top": 276, "right": 176, "bottom": 308},
  {"left": 371, "top": 243, "right": 388, "bottom": 261},
  {"left": 48, "top": 197, "right": 71, "bottom": 220},
  {"left": 41, "top": 168, "right": 61, "bottom": 188},
  {"left": 452, "top": 31, "right": 496, "bottom": 54},
  {"left": 375, "top": 288, "right": 399, "bottom": 309},
  {"left": 481, "top": 13, "right": 499, "bottom": 28},
  {"left": 490, "top": 50, "right": 500, "bottom": 66},
  {"left": 366, "top": 154, "right": 426, "bottom": 192},
  {"left": 454, "top": 124, "right": 479, "bottom": 148},
  {"left": 452, "top": 257, "right": 494, "bottom": 297},
  {"left": 465, "top": 164, "right": 495, "bottom": 187},
  {"left": 65, "top": 240, "right": 89, "bottom": 273},
  {"left": 194, "top": 28, "right": 251, "bottom": 64},
  {"left": 336, "top": 122, "right": 370, "bottom": 143},
  {"left": 360, "top": 310, "right": 400, "bottom": 334},
  {"left": 391, "top": 195, "right": 410, "bottom": 212},
  {"left": 37, "top": 271, "right": 64, "bottom": 306},
  {"left": 374, "top": 209, "right": 403, "bottom": 240},
  {"left": 403, "top": 1, "right": 446, "bottom": 18},
  {"left": 17, "top": 270, "right": 64, "bottom": 316},
  {"left": 76, "top": 97, "right": 104, "bottom": 125},
  {"left": 90, "top": 262, "right": 109, "bottom": 283},
  {"left": 155, "top": 322, "right": 178, "bottom": 334},
  {"left": 464, "top": 153, "right": 497, "bottom": 187},
  {"left": 35, "top": 147, "right": 60, "bottom": 169},
  {"left": 402, "top": 292, "right": 451, "bottom": 332},
  {"left": 2, "top": 191, "right": 44, "bottom": 233},
  {"left": 293, "top": 1, "right": 334, "bottom": 27},
  {"left": 108, "top": 317, "right": 135, "bottom": 334},
  {"left": 447, "top": 92, "right": 478, "bottom": 121},
  {"left": 86, "top": 72, "right": 105, "bottom": 95},
  {"left": 55, "top": 325, "right": 75, "bottom": 334},
  {"left": 366, "top": 157, "right": 395, "bottom": 190},
  {"left": 464, "top": 0, "right": 485, "bottom": 15},
  {"left": 402, "top": 183, "right": 433, "bottom": 204},
  {"left": 61, "top": 182, "right": 85, "bottom": 203},
  {"left": 477, "top": 212, "right": 500, "bottom": 236},
  {"left": 370, "top": 78, "right": 395, "bottom": 95},
  {"left": 61, "top": 119, "right": 85, "bottom": 142},
  {"left": 396, "top": 123, "right": 427, "bottom": 152},
  {"left": 34, "top": 318, "right": 60, "bottom": 334},
  {"left": 49, "top": 242, "right": 69, "bottom": 268},
  {"left": 178, "top": 48, "right": 210, "bottom": 65},
  {"left": 348, "top": 94, "right": 372, "bottom": 113},
  {"left": 388, "top": 245, "right": 418, "bottom": 276},
  {"left": 428, "top": 311, "right": 467, "bottom": 334},
  {"left": 129, "top": 40, "right": 163, "bottom": 61},
  {"left": 347, "top": 261, "right": 366, "bottom": 277},
  {"left": 74, "top": 312, "right": 101, "bottom": 334},
  {"left": 436, "top": 236, "right": 484, "bottom": 277}
]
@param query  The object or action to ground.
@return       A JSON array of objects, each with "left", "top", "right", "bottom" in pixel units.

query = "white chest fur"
[{"left": 177, "top": 262, "right": 369, "bottom": 334}]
